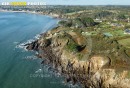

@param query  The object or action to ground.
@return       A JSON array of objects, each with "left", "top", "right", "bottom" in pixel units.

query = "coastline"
[
  {"left": 0, "top": 10, "right": 63, "bottom": 19},
  {"left": 4, "top": 9, "right": 130, "bottom": 88},
  {"left": 0, "top": 10, "right": 36, "bottom": 13},
  {"left": 0, "top": 12, "right": 68, "bottom": 88},
  {"left": 26, "top": 26, "right": 130, "bottom": 88},
  {"left": 1, "top": 6, "right": 130, "bottom": 88}
]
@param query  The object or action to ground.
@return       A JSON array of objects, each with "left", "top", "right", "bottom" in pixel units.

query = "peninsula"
[
  {"left": 24, "top": 6, "right": 130, "bottom": 88},
  {"left": 2, "top": 5, "right": 130, "bottom": 88}
]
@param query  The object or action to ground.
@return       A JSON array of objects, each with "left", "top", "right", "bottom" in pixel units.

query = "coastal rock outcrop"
[{"left": 26, "top": 27, "right": 130, "bottom": 88}]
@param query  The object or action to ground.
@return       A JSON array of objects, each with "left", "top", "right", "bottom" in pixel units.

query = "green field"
[
  {"left": 111, "top": 30, "right": 124, "bottom": 36},
  {"left": 118, "top": 38, "right": 130, "bottom": 48}
]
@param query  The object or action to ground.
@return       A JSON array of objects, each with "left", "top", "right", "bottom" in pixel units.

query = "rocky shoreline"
[
  {"left": 26, "top": 34, "right": 91, "bottom": 87},
  {"left": 26, "top": 28, "right": 130, "bottom": 88}
]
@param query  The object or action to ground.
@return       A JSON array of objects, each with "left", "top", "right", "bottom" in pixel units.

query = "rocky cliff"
[{"left": 26, "top": 27, "right": 130, "bottom": 88}]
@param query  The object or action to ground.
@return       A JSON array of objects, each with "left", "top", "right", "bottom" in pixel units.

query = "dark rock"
[{"left": 26, "top": 40, "right": 39, "bottom": 50}]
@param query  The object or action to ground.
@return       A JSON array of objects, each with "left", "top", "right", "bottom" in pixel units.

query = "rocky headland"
[{"left": 26, "top": 26, "right": 130, "bottom": 88}]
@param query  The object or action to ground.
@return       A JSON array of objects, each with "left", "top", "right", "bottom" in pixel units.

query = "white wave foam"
[
  {"left": 15, "top": 39, "right": 35, "bottom": 50},
  {"left": 35, "top": 69, "right": 43, "bottom": 73},
  {"left": 15, "top": 34, "right": 41, "bottom": 50},
  {"left": 34, "top": 34, "right": 41, "bottom": 39},
  {"left": 13, "top": 41, "right": 19, "bottom": 44},
  {"left": 24, "top": 56, "right": 38, "bottom": 60}
]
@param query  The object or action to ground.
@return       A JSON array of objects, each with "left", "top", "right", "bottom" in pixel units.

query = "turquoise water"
[{"left": 0, "top": 12, "right": 69, "bottom": 88}]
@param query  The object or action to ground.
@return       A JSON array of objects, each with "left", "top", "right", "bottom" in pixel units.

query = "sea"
[{"left": 0, "top": 12, "right": 76, "bottom": 88}]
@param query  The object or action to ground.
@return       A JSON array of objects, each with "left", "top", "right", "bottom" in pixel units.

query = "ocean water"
[{"left": 0, "top": 12, "right": 70, "bottom": 88}]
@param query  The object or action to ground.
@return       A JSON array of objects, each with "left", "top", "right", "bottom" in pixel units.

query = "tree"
[
  {"left": 73, "top": 18, "right": 85, "bottom": 28},
  {"left": 58, "top": 20, "right": 67, "bottom": 26},
  {"left": 94, "top": 11, "right": 113, "bottom": 19},
  {"left": 58, "top": 20, "right": 72, "bottom": 27},
  {"left": 117, "top": 14, "right": 126, "bottom": 20},
  {"left": 80, "top": 17, "right": 95, "bottom": 27}
]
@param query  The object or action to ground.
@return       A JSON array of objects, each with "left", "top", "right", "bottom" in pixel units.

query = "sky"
[{"left": 0, "top": 0, "right": 130, "bottom": 5}]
